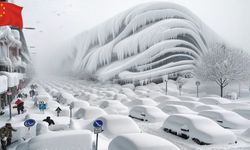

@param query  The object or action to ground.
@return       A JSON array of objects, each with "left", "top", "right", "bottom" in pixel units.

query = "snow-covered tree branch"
[{"left": 194, "top": 43, "right": 250, "bottom": 97}]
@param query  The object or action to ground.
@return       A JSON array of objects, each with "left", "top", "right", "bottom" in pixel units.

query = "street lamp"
[
  {"left": 6, "top": 90, "right": 12, "bottom": 120},
  {"left": 68, "top": 103, "right": 73, "bottom": 119},
  {"left": 163, "top": 75, "right": 168, "bottom": 95},
  {"left": 195, "top": 81, "right": 201, "bottom": 97}
]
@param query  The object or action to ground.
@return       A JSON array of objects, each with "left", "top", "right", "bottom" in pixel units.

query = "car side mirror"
[{"left": 216, "top": 120, "right": 223, "bottom": 123}]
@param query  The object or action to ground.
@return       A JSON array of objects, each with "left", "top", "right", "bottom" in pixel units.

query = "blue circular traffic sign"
[
  {"left": 24, "top": 119, "right": 36, "bottom": 128},
  {"left": 93, "top": 120, "right": 103, "bottom": 128}
]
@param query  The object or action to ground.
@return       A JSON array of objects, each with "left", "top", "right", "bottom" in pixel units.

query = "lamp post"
[
  {"left": 7, "top": 91, "right": 12, "bottom": 120},
  {"left": 69, "top": 103, "right": 73, "bottom": 119},
  {"left": 163, "top": 75, "right": 168, "bottom": 95},
  {"left": 195, "top": 81, "right": 200, "bottom": 97}
]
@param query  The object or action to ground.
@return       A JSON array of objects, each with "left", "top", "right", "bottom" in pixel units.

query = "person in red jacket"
[{"left": 14, "top": 98, "right": 24, "bottom": 114}]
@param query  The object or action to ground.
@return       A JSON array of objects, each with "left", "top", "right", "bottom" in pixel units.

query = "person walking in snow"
[
  {"left": 13, "top": 98, "right": 24, "bottom": 114},
  {"left": 0, "top": 123, "right": 16, "bottom": 150},
  {"left": 29, "top": 89, "right": 35, "bottom": 98},
  {"left": 43, "top": 116, "right": 55, "bottom": 126}
]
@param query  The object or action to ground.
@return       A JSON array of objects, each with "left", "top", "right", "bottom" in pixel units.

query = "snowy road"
[{"left": 2, "top": 77, "right": 250, "bottom": 150}]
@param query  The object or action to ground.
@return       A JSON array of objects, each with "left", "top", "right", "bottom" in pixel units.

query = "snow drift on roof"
[{"left": 66, "top": 2, "right": 223, "bottom": 83}]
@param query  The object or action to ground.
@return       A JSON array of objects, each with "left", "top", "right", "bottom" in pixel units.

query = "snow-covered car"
[
  {"left": 199, "top": 110, "right": 250, "bottom": 129},
  {"left": 162, "top": 114, "right": 237, "bottom": 145},
  {"left": 199, "top": 97, "right": 231, "bottom": 105},
  {"left": 127, "top": 97, "right": 158, "bottom": 106},
  {"left": 161, "top": 104, "right": 197, "bottom": 115},
  {"left": 178, "top": 96, "right": 198, "bottom": 101},
  {"left": 99, "top": 100, "right": 129, "bottom": 115},
  {"left": 241, "top": 128, "right": 250, "bottom": 142},
  {"left": 158, "top": 100, "right": 204, "bottom": 110},
  {"left": 151, "top": 95, "right": 180, "bottom": 103},
  {"left": 97, "top": 115, "right": 140, "bottom": 138},
  {"left": 70, "top": 100, "right": 89, "bottom": 108},
  {"left": 16, "top": 130, "right": 93, "bottom": 150},
  {"left": 108, "top": 133, "right": 180, "bottom": 150},
  {"left": 74, "top": 106, "right": 106, "bottom": 120},
  {"left": 129, "top": 105, "right": 168, "bottom": 122},
  {"left": 233, "top": 108, "right": 250, "bottom": 120},
  {"left": 194, "top": 105, "right": 224, "bottom": 112}
]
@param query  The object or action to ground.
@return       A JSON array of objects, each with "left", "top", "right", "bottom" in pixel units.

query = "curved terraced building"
[{"left": 69, "top": 2, "right": 222, "bottom": 83}]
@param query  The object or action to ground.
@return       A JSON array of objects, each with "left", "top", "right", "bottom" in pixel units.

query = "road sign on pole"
[
  {"left": 55, "top": 107, "right": 62, "bottom": 117},
  {"left": 93, "top": 120, "right": 103, "bottom": 128},
  {"left": 93, "top": 120, "right": 104, "bottom": 150},
  {"left": 24, "top": 119, "right": 36, "bottom": 130}
]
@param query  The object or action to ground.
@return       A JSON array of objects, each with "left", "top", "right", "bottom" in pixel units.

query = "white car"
[
  {"left": 199, "top": 97, "right": 230, "bottom": 105},
  {"left": 97, "top": 115, "right": 140, "bottom": 138},
  {"left": 99, "top": 100, "right": 129, "bottom": 115},
  {"left": 233, "top": 108, "right": 250, "bottom": 120},
  {"left": 199, "top": 110, "right": 250, "bottom": 129},
  {"left": 127, "top": 98, "right": 158, "bottom": 106},
  {"left": 194, "top": 105, "right": 224, "bottom": 112},
  {"left": 151, "top": 95, "right": 180, "bottom": 103},
  {"left": 158, "top": 100, "right": 203, "bottom": 110},
  {"left": 162, "top": 114, "right": 237, "bottom": 145},
  {"left": 74, "top": 106, "right": 106, "bottom": 120},
  {"left": 129, "top": 105, "right": 168, "bottom": 122},
  {"left": 161, "top": 104, "right": 197, "bottom": 115},
  {"left": 178, "top": 96, "right": 198, "bottom": 101},
  {"left": 109, "top": 133, "right": 180, "bottom": 150}
]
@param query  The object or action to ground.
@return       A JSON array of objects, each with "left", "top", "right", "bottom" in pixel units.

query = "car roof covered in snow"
[{"left": 108, "top": 133, "right": 180, "bottom": 150}]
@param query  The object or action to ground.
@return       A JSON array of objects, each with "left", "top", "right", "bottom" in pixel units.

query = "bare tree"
[{"left": 194, "top": 44, "right": 250, "bottom": 97}]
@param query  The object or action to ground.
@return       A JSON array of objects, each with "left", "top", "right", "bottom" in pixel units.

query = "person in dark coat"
[
  {"left": 0, "top": 123, "right": 16, "bottom": 150},
  {"left": 43, "top": 116, "right": 55, "bottom": 126},
  {"left": 29, "top": 89, "right": 35, "bottom": 98}
]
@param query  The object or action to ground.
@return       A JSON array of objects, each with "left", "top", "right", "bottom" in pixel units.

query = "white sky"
[{"left": 14, "top": 0, "right": 250, "bottom": 73}]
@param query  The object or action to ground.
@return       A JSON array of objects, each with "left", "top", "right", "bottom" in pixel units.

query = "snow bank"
[
  {"left": 108, "top": 133, "right": 180, "bottom": 150},
  {"left": 97, "top": 115, "right": 140, "bottom": 138},
  {"left": 26, "top": 130, "right": 93, "bottom": 150}
]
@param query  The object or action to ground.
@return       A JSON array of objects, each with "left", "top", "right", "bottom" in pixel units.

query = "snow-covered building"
[
  {"left": 68, "top": 2, "right": 222, "bottom": 83},
  {"left": 0, "top": 26, "right": 32, "bottom": 73},
  {"left": 0, "top": 26, "right": 33, "bottom": 112}
]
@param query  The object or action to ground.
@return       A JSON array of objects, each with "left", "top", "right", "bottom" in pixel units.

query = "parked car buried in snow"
[
  {"left": 199, "top": 97, "right": 231, "bottom": 105},
  {"left": 162, "top": 114, "right": 237, "bottom": 145},
  {"left": 129, "top": 105, "right": 168, "bottom": 122},
  {"left": 161, "top": 104, "right": 197, "bottom": 115},
  {"left": 108, "top": 133, "right": 180, "bottom": 150},
  {"left": 96, "top": 115, "right": 140, "bottom": 138},
  {"left": 98, "top": 100, "right": 129, "bottom": 115},
  {"left": 199, "top": 110, "right": 250, "bottom": 129}
]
